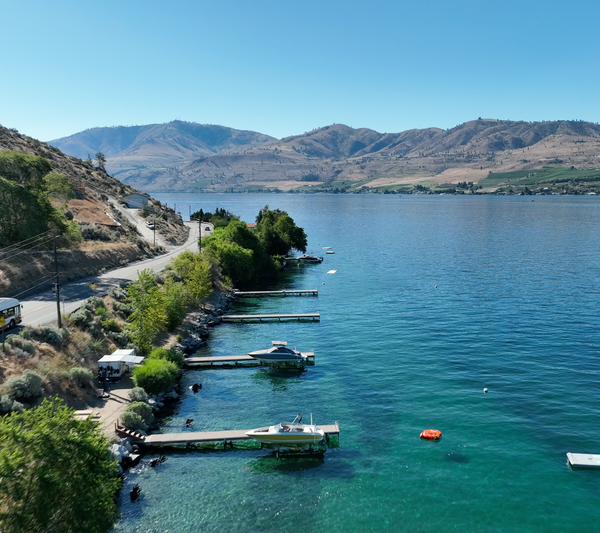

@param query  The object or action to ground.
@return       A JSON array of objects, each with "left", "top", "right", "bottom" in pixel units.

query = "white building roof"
[{"left": 98, "top": 349, "right": 144, "bottom": 364}]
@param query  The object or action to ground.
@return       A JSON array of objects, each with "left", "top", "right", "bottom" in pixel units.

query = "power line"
[
  {"left": 0, "top": 235, "right": 55, "bottom": 262},
  {"left": 10, "top": 273, "right": 57, "bottom": 299},
  {"left": 0, "top": 231, "right": 53, "bottom": 259}
]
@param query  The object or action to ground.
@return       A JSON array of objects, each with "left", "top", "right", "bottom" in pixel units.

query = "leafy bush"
[
  {"left": 95, "top": 307, "right": 107, "bottom": 316},
  {"left": 101, "top": 318, "right": 121, "bottom": 332},
  {"left": 112, "top": 301, "right": 134, "bottom": 319},
  {"left": 79, "top": 223, "right": 118, "bottom": 242},
  {"left": 125, "top": 401, "right": 154, "bottom": 425},
  {"left": 119, "top": 410, "right": 147, "bottom": 431},
  {"left": 108, "top": 287, "right": 128, "bottom": 301},
  {"left": 5, "top": 335, "right": 21, "bottom": 347},
  {"left": 128, "top": 387, "right": 149, "bottom": 403},
  {"left": 149, "top": 347, "right": 184, "bottom": 368},
  {"left": 30, "top": 325, "right": 63, "bottom": 346},
  {"left": 132, "top": 358, "right": 178, "bottom": 394},
  {"left": 70, "top": 367, "right": 94, "bottom": 387},
  {"left": 71, "top": 309, "right": 94, "bottom": 327},
  {"left": 19, "top": 329, "right": 32, "bottom": 340},
  {"left": 20, "top": 340, "right": 35, "bottom": 354},
  {"left": 4, "top": 370, "right": 43, "bottom": 401},
  {"left": 107, "top": 331, "right": 129, "bottom": 347},
  {"left": 0, "top": 395, "right": 23, "bottom": 415},
  {"left": 83, "top": 296, "right": 104, "bottom": 310},
  {"left": 9, "top": 347, "right": 29, "bottom": 359}
]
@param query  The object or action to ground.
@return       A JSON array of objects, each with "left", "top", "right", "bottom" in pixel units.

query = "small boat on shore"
[
  {"left": 248, "top": 341, "right": 307, "bottom": 363},
  {"left": 246, "top": 414, "right": 325, "bottom": 445}
]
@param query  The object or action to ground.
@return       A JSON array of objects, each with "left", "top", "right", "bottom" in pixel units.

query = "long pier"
[
  {"left": 222, "top": 313, "right": 320, "bottom": 322},
  {"left": 234, "top": 289, "right": 318, "bottom": 297},
  {"left": 144, "top": 423, "right": 340, "bottom": 447},
  {"left": 185, "top": 352, "right": 315, "bottom": 367}
]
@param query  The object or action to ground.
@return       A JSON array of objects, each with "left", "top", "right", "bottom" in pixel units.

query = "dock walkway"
[
  {"left": 222, "top": 313, "right": 320, "bottom": 322},
  {"left": 185, "top": 352, "right": 315, "bottom": 367},
  {"left": 144, "top": 423, "right": 339, "bottom": 447},
  {"left": 234, "top": 289, "right": 318, "bottom": 297}
]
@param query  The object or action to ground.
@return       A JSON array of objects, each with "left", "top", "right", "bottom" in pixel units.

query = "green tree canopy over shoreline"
[{"left": 0, "top": 398, "right": 120, "bottom": 533}]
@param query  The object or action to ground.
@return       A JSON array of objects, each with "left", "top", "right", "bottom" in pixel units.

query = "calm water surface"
[{"left": 113, "top": 194, "right": 600, "bottom": 532}]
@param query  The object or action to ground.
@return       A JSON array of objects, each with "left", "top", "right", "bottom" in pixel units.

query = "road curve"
[{"left": 21, "top": 222, "right": 199, "bottom": 327}]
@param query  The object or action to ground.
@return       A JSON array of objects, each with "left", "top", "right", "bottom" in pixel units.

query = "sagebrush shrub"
[
  {"left": 4, "top": 370, "right": 43, "bottom": 401},
  {"left": 120, "top": 411, "right": 147, "bottom": 431},
  {"left": 128, "top": 387, "right": 149, "bottom": 403},
  {"left": 70, "top": 367, "right": 94, "bottom": 387},
  {"left": 0, "top": 395, "right": 23, "bottom": 414},
  {"left": 101, "top": 318, "right": 121, "bottom": 332},
  {"left": 125, "top": 401, "right": 154, "bottom": 425}
]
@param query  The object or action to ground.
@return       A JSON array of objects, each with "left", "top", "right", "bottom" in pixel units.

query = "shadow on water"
[
  {"left": 246, "top": 450, "right": 356, "bottom": 479},
  {"left": 251, "top": 367, "right": 307, "bottom": 391},
  {"left": 444, "top": 451, "right": 470, "bottom": 464}
]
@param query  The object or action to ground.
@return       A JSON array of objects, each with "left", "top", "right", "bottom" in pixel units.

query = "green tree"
[
  {"left": 255, "top": 205, "right": 307, "bottom": 255},
  {"left": 0, "top": 151, "right": 52, "bottom": 191},
  {"left": 95, "top": 152, "right": 107, "bottom": 172},
  {"left": 0, "top": 177, "right": 56, "bottom": 244},
  {"left": 163, "top": 277, "right": 187, "bottom": 330},
  {"left": 170, "top": 250, "right": 214, "bottom": 304},
  {"left": 126, "top": 269, "right": 167, "bottom": 354},
  {"left": 0, "top": 398, "right": 119, "bottom": 533},
  {"left": 43, "top": 172, "right": 75, "bottom": 205}
]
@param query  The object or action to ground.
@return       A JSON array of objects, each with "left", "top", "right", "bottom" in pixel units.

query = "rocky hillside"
[
  {"left": 0, "top": 125, "right": 188, "bottom": 297},
  {"left": 50, "top": 119, "right": 600, "bottom": 192}
]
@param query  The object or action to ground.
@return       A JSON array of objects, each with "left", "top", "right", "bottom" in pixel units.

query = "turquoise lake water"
[{"left": 113, "top": 194, "right": 600, "bottom": 532}]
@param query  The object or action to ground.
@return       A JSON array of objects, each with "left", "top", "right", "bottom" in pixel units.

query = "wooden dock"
[
  {"left": 144, "top": 423, "right": 339, "bottom": 447},
  {"left": 567, "top": 453, "right": 600, "bottom": 468},
  {"left": 222, "top": 312, "right": 320, "bottom": 322},
  {"left": 234, "top": 289, "right": 318, "bottom": 297},
  {"left": 185, "top": 352, "right": 315, "bottom": 367}
]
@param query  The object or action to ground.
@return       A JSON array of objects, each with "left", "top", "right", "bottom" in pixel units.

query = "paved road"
[{"left": 21, "top": 222, "right": 199, "bottom": 327}]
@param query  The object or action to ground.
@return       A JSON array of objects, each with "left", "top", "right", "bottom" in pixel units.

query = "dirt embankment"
[{"left": 0, "top": 242, "right": 153, "bottom": 298}]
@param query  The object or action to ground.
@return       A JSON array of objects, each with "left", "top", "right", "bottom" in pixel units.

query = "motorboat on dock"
[
  {"left": 246, "top": 414, "right": 325, "bottom": 445},
  {"left": 248, "top": 341, "right": 308, "bottom": 363}
]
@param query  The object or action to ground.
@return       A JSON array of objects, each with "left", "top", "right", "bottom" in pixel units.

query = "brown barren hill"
[{"left": 49, "top": 119, "right": 600, "bottom": 192}]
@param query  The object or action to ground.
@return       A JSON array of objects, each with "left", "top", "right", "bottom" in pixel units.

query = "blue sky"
[{"left": 2, "top": 0, "right": 599, "bottom": 141}]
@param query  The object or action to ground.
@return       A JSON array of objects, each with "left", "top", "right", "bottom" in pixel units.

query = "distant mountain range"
[{"left": 49, "top": 119, "right": 600, "bottom": 192}]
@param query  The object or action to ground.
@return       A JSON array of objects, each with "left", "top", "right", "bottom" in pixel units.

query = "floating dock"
[
  {"left": 222, "top": 313, "right": 320, "bottom": 322},
  {"left": 234, "top": 289, "right": 318, "bottom": 297},
  {"left": 184, "top": 352, "right": 315, "bottom": 367},
  {"left": 567, "top": 453, "right": 600, "bottom": 469},
  {"left": 143, "top": 423, "right": 340, "bottom": 447}
]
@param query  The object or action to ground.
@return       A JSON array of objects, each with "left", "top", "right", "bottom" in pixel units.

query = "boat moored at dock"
[
  {"left": 248, "top": 341, "right": 308, "bottom": 363},
  {"left": 246, "top": 414, "right": 325, "bottom": 445}
]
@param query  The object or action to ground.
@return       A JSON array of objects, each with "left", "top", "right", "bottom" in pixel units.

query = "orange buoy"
[{"left": 420, "top": 429, "right": 442, "bottom": 441}]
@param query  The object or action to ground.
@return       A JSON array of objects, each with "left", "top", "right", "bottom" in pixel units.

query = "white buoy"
[{"left": 483, "top": 388, "right": 488, "bottom": 393}]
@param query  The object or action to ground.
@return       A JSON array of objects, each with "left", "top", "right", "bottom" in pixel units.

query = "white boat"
[
  {"left": 297, "top": 254, "right": 323, "bottom": 263},
  {"left": 246, "top": 414, "right": 325, "bottom": 445},
  {"left": 248, "top": 341, "right": 307, "bottom": 363}
]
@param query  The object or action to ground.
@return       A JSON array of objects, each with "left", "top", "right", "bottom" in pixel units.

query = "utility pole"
[{"left": 54, "top": 232, "right": 62, "bottom": 328}]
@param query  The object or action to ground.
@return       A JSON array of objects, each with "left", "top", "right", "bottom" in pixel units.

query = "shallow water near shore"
[{"left": 113, "top": 194, "right": 600, "bottom": 533}]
